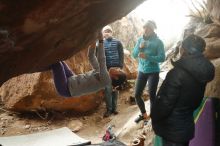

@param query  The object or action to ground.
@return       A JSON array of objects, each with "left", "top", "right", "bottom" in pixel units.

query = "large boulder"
[
  {"left": 207, "top": 0, "right": 220, "bottom": 25},
  {"left": 205, "top": 58, "right": 220, "bottom": 99},
  {"left": 110, "top": 14, "right": 143, "bottom": 49},
  {"left": 0, "top": 0, "right": 144, "bottom": 86},
  {"left": 123, "top": 50, "right": 138, "bottom": 80},
  {"left": 195, "top": 23, "right": 220, "bottom": 59},
  {"left": 204, "top": 37, "right": 220, "bottom": 59}
]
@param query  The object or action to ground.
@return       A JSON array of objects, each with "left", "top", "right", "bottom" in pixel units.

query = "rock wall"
[
  {"left": 0, "top": 0, "right": 144, "bottom": 86},
  {"left": 202, "top": 0, "right": 220, "bottom": 98},
  {"left": 110, "top": 14, "right": 143, "bottom": 50},
  {"left": 196, "top": 23, "right": 220, "bottom": 59},
  {"left": 183, "top": 0, "right": 220, "bottom": 98},
  {"left": 207, "top": 0, "right": 220, "bottom": 25},
  {"left": 205, "top": 58, "right": 220, "bottom": 98}
]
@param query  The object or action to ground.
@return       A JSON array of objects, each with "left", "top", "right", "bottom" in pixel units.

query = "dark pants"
[
  {"left": 104, "top": 85, "right": 119, "bottom": 112},
  {"left": 134, "top": 71, "right": 159, "bottom": 114},
  {"left": 51, "top": 61, "right": 73, "bottom": 97},
  {"left": 162, "top": 139, "right": 189, "bottom": 146}
]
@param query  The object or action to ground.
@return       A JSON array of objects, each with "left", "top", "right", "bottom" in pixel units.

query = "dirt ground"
[{"left": 0, "top": 81, "right": 155, "bottom": 145}]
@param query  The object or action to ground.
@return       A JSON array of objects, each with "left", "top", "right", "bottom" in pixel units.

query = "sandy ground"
[{"left": 0, "top": 81, "right": 155, "bottom": 145}]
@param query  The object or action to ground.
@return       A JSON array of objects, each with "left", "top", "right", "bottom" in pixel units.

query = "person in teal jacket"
[{"left": 132, "top": 20, "right": 165, "bottom": 124}]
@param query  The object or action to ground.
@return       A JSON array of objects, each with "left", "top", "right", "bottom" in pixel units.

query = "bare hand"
[
  {"left": 138, "top": 53, "right": 146, "bottom": 59},
  {"left": 97, "top": 31, "right": 103, "bottom": 40},
  {"left": 139, "top": 41, "right": 145, "bottom": 49}
]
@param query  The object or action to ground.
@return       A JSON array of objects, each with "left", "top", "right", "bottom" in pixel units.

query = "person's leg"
[
  {"left": 61, "top": 61, "right": 74, "bottom": 78},
  {"left": 112, "top": 90, "right": 119, "bottom": 114},
  {"left": 162, "top": 138, "right": 189, "bottom": 146},
  {"left": 51, "top": 62, "right": 72, "bottom": 97},
  {"left": 134, "top": 72, "right": 148, "bottom": 122},
  {"left": 104, "top": 85, "right": 113, "bottom": 117},
  {"left": 147, "top": 72, "right": 159, "bottom": 109}
]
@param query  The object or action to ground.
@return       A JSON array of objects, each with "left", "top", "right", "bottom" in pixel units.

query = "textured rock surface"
[
  {"left": 185, "top": 0, "right": 220, "bottom": 98},
  {"left": 207, "top": 0, "right": 220, "bottom": 25},
  {"left": 202, "top": 0, "right": 220, "bottom": 98},
  {"left": 0, "top": 48, "right": 137, "bottom": 112},
  {"left": 110, "top": 14, "right": 143, "bottom": 50},
  {"left": 196, "top": 23, "right": 220, "bottom": 59},
  {"left": 0, "top": 0, "right": 144, "bottom": 86},
  {"left": 205, "top": 58, "right": 220, "bottom": 98}
]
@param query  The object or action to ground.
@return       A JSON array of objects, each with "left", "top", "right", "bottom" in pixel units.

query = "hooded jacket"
[
  {"left": 132, "top": 34, "right": 165, "bottom": 73},
  {"left": 151, "top": 54, "right": 215, "bottom": 143}
]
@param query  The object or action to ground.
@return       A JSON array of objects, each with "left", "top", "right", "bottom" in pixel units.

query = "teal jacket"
[{"left": 132, "top": 34, "right": 165, "bottom": 73}]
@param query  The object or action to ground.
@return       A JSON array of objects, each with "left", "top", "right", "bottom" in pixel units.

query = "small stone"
[
  {"left": 67, "top": 120, "right": 83, "bottom": 132},
  {"left": 95, "top": 116, "right": 102, "bottom": 122},
  {"left": 0, "top": 113, "right": 14, "bottom": 121},
  {"left": 129, "top": 88, "right": 134, "bottom": 93},
  {"left": 1, "top": 128, "right": 6, "bottom": 135},
  {"left": 24, "top": 124, "right": 31, "bottom": 129}
]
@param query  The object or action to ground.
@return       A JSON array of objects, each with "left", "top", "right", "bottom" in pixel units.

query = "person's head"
[
  {"left": 109, "top": 68, "right": 122, "bottom": 79},
  {"left": 109, "top": 68, "right": 127, "bottom": 88},
  {"left": 143, "top": 20, "right": 157, "bottom": 38},
  {"left": 180, "top": 34, "right": 206, "bottom": 57},
  {"left": 102, "top": 25, "right": 113, "bottom": 39}
]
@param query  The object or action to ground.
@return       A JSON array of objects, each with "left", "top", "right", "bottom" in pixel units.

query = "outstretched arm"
[
  {"left": 97, "top": 33, "right": 110, "bottom": 82},
  {"left": 88, "top": 43, "right": 99, "bottom": 72}
]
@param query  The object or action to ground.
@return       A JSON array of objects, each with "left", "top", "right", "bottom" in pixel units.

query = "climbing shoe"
[
  {"left": 103, "top": 110, "right": 112, "bottom": 118},
  {"left": 135, "top": 115, "right": 144, "bottom": 123},
  {"left": 112, "top": 110, "right": 119, "bottom": 115}
]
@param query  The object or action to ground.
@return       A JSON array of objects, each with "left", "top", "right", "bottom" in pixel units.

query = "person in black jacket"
[{"left": 151, "top": 34, "right": 215, "bottom": 146}]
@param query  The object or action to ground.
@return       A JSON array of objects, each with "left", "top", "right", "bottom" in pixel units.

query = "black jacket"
[{"left": 151, "top": 54, "right": 215, "bottom": 143}]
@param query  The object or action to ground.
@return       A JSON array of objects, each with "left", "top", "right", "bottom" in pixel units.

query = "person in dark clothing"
[
  {"left": 102, "top": 25, "right": 124, "bottom": 117},
  {"left": 103, "top": 26, "right": 124, "bottom": 69},
  {"left": 151, "top": 34, "right": 215, "bottom": 146}
]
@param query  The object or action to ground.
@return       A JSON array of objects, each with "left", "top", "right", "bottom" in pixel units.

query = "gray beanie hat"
[{"left": 143, "top": 20, "right": 157, "bottom": 30}]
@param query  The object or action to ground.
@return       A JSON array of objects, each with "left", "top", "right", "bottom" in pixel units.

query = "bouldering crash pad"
[{"left": 0, "top": 127, "right": 91, "bottom": 146}]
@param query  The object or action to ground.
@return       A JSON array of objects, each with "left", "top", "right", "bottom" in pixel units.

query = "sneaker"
[
  {"left": 103, "top": 111, "right": 112, "bottom": 118},
  {"left": 112, "top": 110, "right": 119, "bottom": 115},
  {"left": 129, "top": 96, "right": 136, "bottom": 105},
  {"left": 135, "top": 115, "right": 144, "bottom": 123}
]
